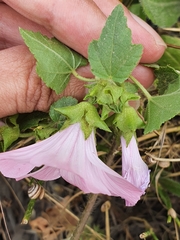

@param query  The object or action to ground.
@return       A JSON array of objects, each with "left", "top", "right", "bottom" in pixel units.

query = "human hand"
[{"left": 0, "top": 0, "right": 166, "bottom": 118}]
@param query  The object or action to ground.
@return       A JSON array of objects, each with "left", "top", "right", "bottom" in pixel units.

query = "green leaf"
[
  {"left": 159, "top": 177, "right": 180, "bottom": 198},
  {"left": 49, "top": 97, "right": 78, "bottom": 128},
  {"left": 144, "top": 88, "right": 180, "bottom": 133},
  {"left": 157, "top": 35, "right": 180, "bottom": 70},
  {"left": 20, "top": 29, "right": 88, "bottom": 94},
  {"left": 129, "top": 3, "right": 147, "bottom": 21},
  {"left": 18, "top": 111, "right": 49, "bottom": 131},
  {"left": 0, "top": 126, "right": 20, "bottom": 151},
  {"left": 155, "top": 66, "right": 180, "bottom": 94},
  {"left": 88, "top": 5, "right": 143, "bottom": 83},
  {"left": 8, "top": 115, "right": 19, "bottom": 126},
  {"left": 140, "top": 0, "right": 180, "bottom": 27},
  {"left": 158, "top": 185, "right": 172, "bottom": 209},
  {"left": 35, "top": 127, "right": 56, "bottom": 140},
  {"left": 0, "top": 116, "right": 20, "bottom": 152}
]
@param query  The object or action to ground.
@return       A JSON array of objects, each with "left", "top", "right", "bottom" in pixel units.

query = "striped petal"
[
  {"left": 0, "top": 123, "right": 145, "bottom": 206},
  {"left": 121, "top": 136, "right": 150, "bottom": 206}
]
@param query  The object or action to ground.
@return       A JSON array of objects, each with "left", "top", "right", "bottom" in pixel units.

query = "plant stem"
[
  {"left": 19, "top": 132, "right": 35, "bottom": 138},
  {"left": 70, "top": 194, "right": 98, "bottom": 240},
  {"left": 129, "top": 75, "right": 152, "bottom": 100},
  {"left": 21, "top": 199, "right": 36, "bottom": 224},
  {"left": 72, "top": 69, "right": 96, "bottom": 82}
]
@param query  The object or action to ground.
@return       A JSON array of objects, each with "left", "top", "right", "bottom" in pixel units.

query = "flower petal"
[
  {"left": 0, "top": 160, "right": 34, "bottom": 178},
  {"left": 0, "top": 123, "right": 144, "bottom": 206},
  {"left": 16, "top": 166, "right": 61, "bottom": 181},
  {"left": 121, "top": 136, "right": 150, "bottom": 206}
]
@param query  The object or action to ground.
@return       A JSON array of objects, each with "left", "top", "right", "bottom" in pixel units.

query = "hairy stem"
[
  {"left": 72, "top": 69, "right": 96, "bottom": 82},
  {"left": 129, "top": 75, "right": 152, "bottom": 100}
]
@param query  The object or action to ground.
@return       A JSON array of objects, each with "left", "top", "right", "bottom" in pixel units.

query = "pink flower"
[
  {"left": 121, "top": 136, "right": 150, "bottom": 206},
  {"left": 0, "top": 123, "right": 144, "bottom": 206}
]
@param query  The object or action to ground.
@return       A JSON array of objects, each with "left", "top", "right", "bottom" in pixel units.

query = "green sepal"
[
  {"left": 120, "top": 88, "right": 140, "bottom": 106},
  {"left": 55, "top": 102, "right": 111, "bottom": 139},
  {"left": 85, "top": 80, "right": 123, "bottom": 115},
  {"left": 101, "top": 105, "right": 112, "bottom": 121},
  {"left": 85, "top": 80, "right": 139, "bottom": 121},
  {"left": 85, "top": 81, "right": 122, "bottom": 104},
  {"left": 113, "top": 105, "right": 144, "bottom": 144}
]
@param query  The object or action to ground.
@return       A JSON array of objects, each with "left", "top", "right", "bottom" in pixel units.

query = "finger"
[
  {"left": 132, "top": 65, "right": 154, "bottom": 89},
  {"left": 0, "top": 45, "right": 91, "bottom": 118},
  {"left": 3, "top": 0, "right": 166, "bottom": 63},
  {"left": 2, "top": 0, "right": 106, "bottom": 58},
  {"left": 0, "top": 3, "right": 52, "bottom": 50}
]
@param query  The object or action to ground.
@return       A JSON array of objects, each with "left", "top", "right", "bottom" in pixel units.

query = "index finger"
[
  {"left": 3, "top": 0, "right": 106, "bottom": 58},
  {"left": 3, "top": 0, "right": 166, "bottom": 63}
]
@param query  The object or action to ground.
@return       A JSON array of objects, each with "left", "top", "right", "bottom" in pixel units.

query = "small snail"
[{"left": 28, "top": 184, "right": 45, "bottom": 200}]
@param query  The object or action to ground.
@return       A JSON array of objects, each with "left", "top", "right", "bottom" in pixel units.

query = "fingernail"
[{"left": 130, "top": 13, "right": 166, "bottom": 47}]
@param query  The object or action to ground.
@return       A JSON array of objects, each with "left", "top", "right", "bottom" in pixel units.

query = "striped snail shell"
[{"left": 28, "top": 184, "right": 45, "bottom": 200}]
